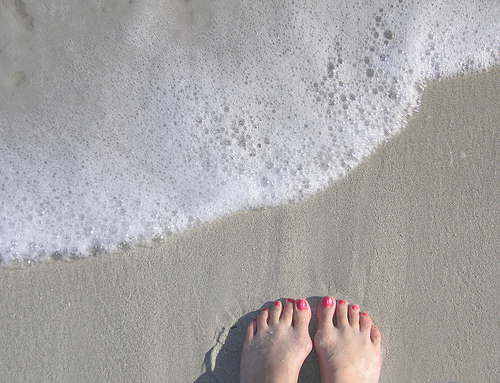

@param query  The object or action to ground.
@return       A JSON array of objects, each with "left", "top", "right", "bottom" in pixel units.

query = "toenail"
[
  {"left": 287, "top": 298, "right": 295, "bottom": 303},
  {"left": 263, "top": 308, "right": 269, "bottom": 311},
  {"left": 351, "top": 304, "right": 359, "bottom": 310},
  {"left": 361, "top": 312, "right": 368, "bottom": 316},
  {"left": 274, "top": 301, "right": 281, "bottom": 306},
  {"left": 338, "top": 300, "right": 346, "bottom": 305},
  {"left": 297, "top": 299, "right": 308, "bottom": 311},
  {"left": 322, "top": 296, "right": 334, "bottom": 307}
]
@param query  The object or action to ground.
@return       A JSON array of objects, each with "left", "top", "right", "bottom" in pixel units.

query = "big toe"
[
  {"left": 293, "top": 299, "right": 312, "bottom": 329},
  {"left": 316, "top": 296, "right": 335, "bottom": 331}
]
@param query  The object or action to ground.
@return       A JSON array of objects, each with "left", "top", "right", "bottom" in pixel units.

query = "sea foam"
[{"left": 0, "top": 0, "right": 498, "bottom": 265}]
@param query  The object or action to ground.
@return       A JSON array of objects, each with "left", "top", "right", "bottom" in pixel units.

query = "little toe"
[
  {"left": 359, "top": 311, "right": 372, "bottom": 333},
  {"left": 269, "top": 301, "right": 282, "bottom": 325},
  {"left": 293, "top": 299, "right": 312, "bottom": 329},
  {"left": 349, "top": 304, "right": 360, "bottom": 328},
  {"left": 245, "top": 320, "right": 256, "bottom": 340},
  {"left": 370, "top": 325, "right": 382, "bottom": 344},
  {"left": 316, "top": 296, "right": 335, "bottom": 331},
  {"left": 335, "top": 299, "right": 349, "bottom": 327}
]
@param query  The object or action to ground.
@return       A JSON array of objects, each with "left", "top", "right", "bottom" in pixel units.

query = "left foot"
[{"left": 240, "top": 298, "right": 313, "bottom": 383}]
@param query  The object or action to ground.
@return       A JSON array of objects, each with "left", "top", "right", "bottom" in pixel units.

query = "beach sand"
[{"left": 1, "top": 67, "right": 498, "bottom": 382}]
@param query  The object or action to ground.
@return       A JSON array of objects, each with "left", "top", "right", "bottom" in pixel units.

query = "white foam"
[{"left": 0, "top": 0, "right": 498, "bottom": 265}]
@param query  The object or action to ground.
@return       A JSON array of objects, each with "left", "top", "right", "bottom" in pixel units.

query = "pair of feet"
[{"left": 240, "top": 297, "right": 382, "bottom": 383}]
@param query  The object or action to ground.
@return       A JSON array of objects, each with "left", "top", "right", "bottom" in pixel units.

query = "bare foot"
[
  {"left": 313, "top": 297, "right": 382, "bottom": 383},
  {"left": 240, "top": 298, "right": 313, "bottom": 383}
]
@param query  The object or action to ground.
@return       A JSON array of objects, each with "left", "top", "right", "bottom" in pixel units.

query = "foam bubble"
[{"left": 0, "top": 0, "right": 498, "bottom": 265}]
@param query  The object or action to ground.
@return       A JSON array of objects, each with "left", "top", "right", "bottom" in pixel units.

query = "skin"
[
  {"left": 240, "top": 297, "right": 382, "bottom": 383},
  {"left": 314, "top": 297, "right": 382, "bottom": 383},
  {"left": 240, "top": 299, "right": 313, "bottom": 383}
]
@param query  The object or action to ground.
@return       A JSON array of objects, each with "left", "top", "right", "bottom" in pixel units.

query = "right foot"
[{"left": 313, "top": 297, "right": 382, "bottom": 383}]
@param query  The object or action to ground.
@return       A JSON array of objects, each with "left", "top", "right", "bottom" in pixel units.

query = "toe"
[
  {"left": 370, "top": 325, "right": 382, "bottom": 344},
  {"left": 245, "top": 320, "right": 256, "bottom": 340},
  {"left": 316, "top": 296, "right": 335, "bottom": 331},
  {"left": 269, "top": 300, "right": 282, "bottom": 324},
  {"left": 349, "top": 304, "right": 360, "bottom": 328},
  {"left": 359, "top": 311, "right": 372, "bottom": 333},
  {"left": 335, "top": 299, "right": 349, "bottom": 327},
  {"left": 293, "top": 299, "right": 311, "bottom": 329},
  {"left": 281, "top": 298, "right": 294, "bottom": 325},
  {"left": 257, "top": 308, "right": 269, "bottom": 329}
]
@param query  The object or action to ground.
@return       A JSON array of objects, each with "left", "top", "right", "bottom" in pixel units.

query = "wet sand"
[{"left": 0, "top": 67, "right": 498, "bottom": 382}]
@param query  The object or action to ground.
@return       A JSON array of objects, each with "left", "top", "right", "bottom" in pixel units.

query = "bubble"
[{"left": 0, "top": 0, "right": 498, "bottom": 265}]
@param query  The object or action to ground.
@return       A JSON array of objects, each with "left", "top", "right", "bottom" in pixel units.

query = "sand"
[{"left": 1, "top": 67, "right": 499, "bottom": 382}]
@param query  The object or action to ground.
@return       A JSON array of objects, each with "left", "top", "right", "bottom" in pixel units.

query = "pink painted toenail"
[
  {"left": 322, "top": 296, "right": 334, "bottom": 307},
  {"left": 297, "top": 299, "right": 308, "bottom": 311},
  {"left": 361, "top": 312, "right": 368, "bottom": 316},
  {"left": 287, "top": 298, "right": 295, "bottom": 303},
  {"left": 338, "top": 300, "right": 346, "bottom": 305},
  {"left": 263, "top": 308, "right": 269, "bottom": 311},
  {"left": 351, "top": 304, "right": 359, "bottom": 310},
  {"left": 274, "top": 301, "right": 281, "bottom": 306}
]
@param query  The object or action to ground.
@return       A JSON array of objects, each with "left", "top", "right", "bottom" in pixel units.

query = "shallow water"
[{"left": 0, "top": 0, "right": 498, "bottom": 265}]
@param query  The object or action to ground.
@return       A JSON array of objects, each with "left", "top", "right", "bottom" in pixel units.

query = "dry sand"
[{"left": 1, "top": 67, "right": 499, "bottom": 382}]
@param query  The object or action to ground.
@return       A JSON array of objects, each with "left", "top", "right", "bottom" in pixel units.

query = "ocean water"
[{"left": 0, "top": 0, "right": 498, "bottom": 265}]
